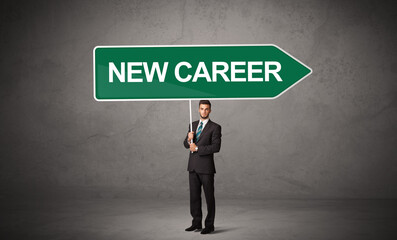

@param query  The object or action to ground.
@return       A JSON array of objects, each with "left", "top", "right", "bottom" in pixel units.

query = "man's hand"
[
  {"left": 188, "top": 131, "right": 194, "bottom": 142},
  {"left": 190, "top": 143, "right": 198, "bottom": 152}
]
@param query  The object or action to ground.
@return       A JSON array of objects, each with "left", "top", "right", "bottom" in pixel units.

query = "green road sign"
[{"left": 93, "top": 44, "right": 312, "bottom": 101}]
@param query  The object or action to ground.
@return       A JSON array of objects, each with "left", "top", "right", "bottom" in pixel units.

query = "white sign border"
[{"left": 93, "top": 44, "right": 312, "bottom": 102}]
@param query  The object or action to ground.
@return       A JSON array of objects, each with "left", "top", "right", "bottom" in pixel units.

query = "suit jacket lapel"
[
  {"left": 192, "top": 121, "right": 198, "bottom": 133},
  {"left": 192, "top": 121, "right": 198, "bottom": 142}
]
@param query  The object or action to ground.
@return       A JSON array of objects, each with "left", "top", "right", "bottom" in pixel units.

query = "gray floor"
[{"left": 2, "top": 197, "right": 396, "bottom": 240}]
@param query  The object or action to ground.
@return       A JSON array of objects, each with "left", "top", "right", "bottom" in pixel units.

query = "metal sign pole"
[{"left": 189, "top": 99, "right": 193, "bottom": 153}]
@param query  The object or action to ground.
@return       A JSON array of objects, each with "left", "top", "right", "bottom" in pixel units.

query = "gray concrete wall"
[{"left": 0, "top": 0, "right": 396, "bottom": 199}]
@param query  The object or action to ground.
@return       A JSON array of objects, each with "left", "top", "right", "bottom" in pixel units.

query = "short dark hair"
[{"left": 199, "top": 100, "right": 211, "bottom": 108}]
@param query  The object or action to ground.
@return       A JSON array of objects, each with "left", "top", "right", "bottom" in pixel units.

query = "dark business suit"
[{"left": 183, "top": 119, "right": 222, "bottom": 228}]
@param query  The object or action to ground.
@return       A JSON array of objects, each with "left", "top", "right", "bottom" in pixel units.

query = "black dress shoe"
[
  {"left": 185, "top": 225, "right": 202, "bottom": 231},
  {"left": 200, "top": 226, "right": 214, "bottom": 234}
]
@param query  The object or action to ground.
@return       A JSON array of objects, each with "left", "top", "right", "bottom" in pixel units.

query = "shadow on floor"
[{"left": 212, "top": 226, "right": 239, "bottom": 234}]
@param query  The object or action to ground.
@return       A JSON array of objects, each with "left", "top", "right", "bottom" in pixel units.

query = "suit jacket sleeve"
[
  {"left": 183, "top": 124, "right": 190, "bottom": 149},
  {"left": 197, "top": 125, "right": 222, "bottom": 156}
]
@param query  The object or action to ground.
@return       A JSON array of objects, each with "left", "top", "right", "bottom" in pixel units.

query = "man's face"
[{"left": 199, "top": 104, "right": 211, "bottom": 119}]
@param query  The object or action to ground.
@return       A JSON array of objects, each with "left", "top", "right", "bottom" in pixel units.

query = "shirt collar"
[{"left": 200, "top": 118, "right": 209, "bottom": 125}]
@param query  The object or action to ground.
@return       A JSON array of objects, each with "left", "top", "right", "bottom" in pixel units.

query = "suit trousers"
[{"left": 189, "top": 171, "right": 215, "bottom": 227}]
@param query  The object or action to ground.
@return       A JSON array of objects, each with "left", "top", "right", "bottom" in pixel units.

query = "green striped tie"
[{"left": 196, "top": 122, "right": 203, "bottom": 141}]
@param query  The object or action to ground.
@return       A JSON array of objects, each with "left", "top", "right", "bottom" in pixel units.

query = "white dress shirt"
[{"left": 196, "top": 118, "right": 209, "bottom": 132}]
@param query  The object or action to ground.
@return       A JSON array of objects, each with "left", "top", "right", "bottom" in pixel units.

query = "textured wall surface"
[{"left": 0, "top": 0, "right": 396, "bottom": 199}]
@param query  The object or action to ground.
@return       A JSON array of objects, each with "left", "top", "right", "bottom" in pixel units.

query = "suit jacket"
[{"left": 183, "top": 119, "right": 222, "bottom": 174}]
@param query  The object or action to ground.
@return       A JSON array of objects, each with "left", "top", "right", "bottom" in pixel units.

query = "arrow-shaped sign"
[{"left": 93, "top": 44, "right": 312, "bottom": 101}]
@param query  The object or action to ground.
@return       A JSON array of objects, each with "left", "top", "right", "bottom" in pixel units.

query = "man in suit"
[{"left": 183, "top": 100, "right": 222, "bottom": 234}]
